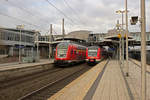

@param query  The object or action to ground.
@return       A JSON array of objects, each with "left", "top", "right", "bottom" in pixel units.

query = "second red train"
[{"left": 86, "top": 46, "right": 104, "bottom": 64}]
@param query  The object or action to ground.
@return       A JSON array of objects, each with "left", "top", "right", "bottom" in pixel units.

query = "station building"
[
  {"left": 0, "top": 27, "right": 37, "bottom": 57},
  {"left": 130, "top": 32, "right": 150, "bottom": 46},
  {"left": 0, "top": 27, "right": 63, "bottom": 59},
  {"left": 38, "top": 34, "right": 63, "bottom": 58}
]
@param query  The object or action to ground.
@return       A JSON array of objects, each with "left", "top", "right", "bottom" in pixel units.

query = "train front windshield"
[
  {"left": 57, "top": 43, "right": 68, "bottom": 58},
  {"left": 88, "top": 47, "right": 98, "bottom": 57}
]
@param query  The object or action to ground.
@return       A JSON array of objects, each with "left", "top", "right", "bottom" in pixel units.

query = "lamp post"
[
  {"left": 62, "top": 18, "right": 65, "bottom": 40},
  {"left": 122, "top": 29, "right": 124, "bottom": 69},
  {"left": 49, "top": 24, "right": 52, "bottom": 59},
  {"left": 36, "top": 31, "right": 39, "bottom": 61},
  {"left": 116, "top": 10, "right": 125, "bottom": 29},
  {"left": 125, "top": 0, "right": 129, "bottom": 77},
  {"left": 19, "top": 28, "right": 21, "bottom": 63},
  {"left": 17, "top": 25, "right": 24, "bottom": 63},
  {"left": 116, "top": 10, "right": 125, "bottom": 67}
]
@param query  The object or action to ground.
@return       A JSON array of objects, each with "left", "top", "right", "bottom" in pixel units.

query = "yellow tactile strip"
[{"left": 48, "top": 60, "right": 107, "bottom": 100}]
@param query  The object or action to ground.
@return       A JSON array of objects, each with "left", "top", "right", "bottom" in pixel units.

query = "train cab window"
[
  {"left": 57, "top": 43, "right": 68, "bottom": 58},
  {"left": 88, "top": 46, "right": 99, "bottom": 57}
]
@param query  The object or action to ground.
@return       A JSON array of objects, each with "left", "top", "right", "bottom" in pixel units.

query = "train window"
[
  {"left": 71, "top": 50, "right": 73, "bottom": 55},
  {"left": 74, "top": 50, "right": 76, "bottom": 55}
]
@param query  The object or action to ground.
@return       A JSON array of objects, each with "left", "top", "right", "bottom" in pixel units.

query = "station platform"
[
  {"left": 0, "top": 59, "right": 54, "bottom": 72},
  {"left": 48, "top": 60, "right": 131, "bottom": 100},
  {"left": 130, "top": 59, "right": 150, "bottom": 72},
  {"left": 123, "top": 59, "right": 150, "bottom": 100}
]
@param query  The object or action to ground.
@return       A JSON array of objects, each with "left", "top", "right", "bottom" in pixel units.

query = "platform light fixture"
[
  {"left": 116, "top": 10, "right": 125, "bottom": 29},
  {"left": 116, "top": 10, "right": 126, "bottom": 68}
]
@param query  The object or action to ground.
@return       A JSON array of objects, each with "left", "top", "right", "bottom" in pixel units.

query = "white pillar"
[{"left": 141, "top": 0, "right": 146, "bottom": 99}]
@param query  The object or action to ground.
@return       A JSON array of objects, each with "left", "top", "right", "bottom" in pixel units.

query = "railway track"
[
  {"left": 18, "top": 65, "right": 90, "bottom": 100},
  {"left": 0, "top": 67, "right": 62, "bottom": 89},
  {"left": 0, "top": 63, "right": 92, "bottom": 100}
]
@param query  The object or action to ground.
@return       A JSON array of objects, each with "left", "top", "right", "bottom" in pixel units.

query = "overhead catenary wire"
[
  {"left": 0, "top": 12, "right": 51, "bottom": 34},
  {"left": 63, "top": 0, "right": 85, "bottom": 26},
  {"left": 0, "top": 0, "right": 80, "bottom": 33},
  {"left": 2, "top": 0, "right": 79, "bottom": 27},
  {"left": 4, "top": 0, "right": 51, "bottom": 25},
  {"left": 0, "top": 12, "right": 40, "bottom": 28},
  {"left": 45, "top": 0, "right": 76, "bottom": 25},
  {"left": 41, "top": 27, "right": 58, "bottom": 35},
  {"left": 2, "top": 0, "right": 52, "bottom": 33},
  {"left": 53, "top": 29, "right": 58, "bottom": 34},
  {"left": 0, "top": 0, "right": 54, "bottom": 34},
  {"left": 4, "top": 0, "right": 75, "bottom": 33}
]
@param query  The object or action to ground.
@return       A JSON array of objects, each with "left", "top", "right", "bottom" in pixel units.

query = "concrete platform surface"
[
  {"left": 0, "top": 59, "right": 54, "bottom": 71},
  {"left": 130, "top": 59, "right": 150, "bottom": 72},
  {"left": 48, "top": 60, "right": 131, "bottom": 100},
  {"left": 91, "top": 60, "right": 130, "bottom": 100},
  {"left": 122, "top": 59, "right": 150, "bottom": 100}
]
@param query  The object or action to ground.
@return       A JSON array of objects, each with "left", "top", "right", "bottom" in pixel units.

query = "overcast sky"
[{"left": 0, "top": 0, "right": 149, "bottom": 35}]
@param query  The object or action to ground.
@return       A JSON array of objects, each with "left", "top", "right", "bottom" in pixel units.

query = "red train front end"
[{"left": 86, "top": 46, "right": 101, "bottom": 64}]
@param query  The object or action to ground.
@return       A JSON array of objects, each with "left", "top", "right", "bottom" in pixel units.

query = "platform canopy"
[
  {"left": 55, "top": 30, "right": 91, "bottom": 41},
  {"left": 104, "top": 29, "right": 134, "bottom": 41}
]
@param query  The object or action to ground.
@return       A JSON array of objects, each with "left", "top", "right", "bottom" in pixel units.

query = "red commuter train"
[
  {"left": 86, "top": 46, "right": 103, "bottom": 64},
  {"left": 54, "top": 42, "right": 86, "bottom": 65}
]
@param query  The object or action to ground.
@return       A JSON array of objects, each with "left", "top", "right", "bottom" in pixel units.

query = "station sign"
[{"left": 118, "top": 33, "right": 127, "bottom": 38}]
